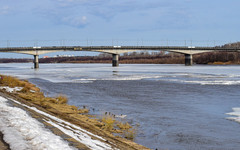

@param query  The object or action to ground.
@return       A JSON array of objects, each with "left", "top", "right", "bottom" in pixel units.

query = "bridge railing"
[{"left": 0, "top": 39, "right": 233, "bottom": 48}]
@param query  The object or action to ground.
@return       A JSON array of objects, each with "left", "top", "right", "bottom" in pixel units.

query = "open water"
[{"left": 1, "top": 63, "right": 240, "bottom": 150}]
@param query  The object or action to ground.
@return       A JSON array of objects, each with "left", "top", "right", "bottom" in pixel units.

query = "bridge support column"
[
  {"left": 34, "top": 55, "right": 39, "bottom": 69},
  {"left": 112, "top": 54, "right": 119, "bottom": 67},
  {"left": 185, "top": 54, "right": 193, "bottom": 66}
]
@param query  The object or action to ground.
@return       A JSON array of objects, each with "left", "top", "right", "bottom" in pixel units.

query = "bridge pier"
[
  {"left": 112, "top": 54, "right": 119, "bottom": 67},
  {"left": 185, "top": 54, "right": 193, "bottom": 66},
  {"left": 34, "top": 55, "right": 39, "bottom": 69}
]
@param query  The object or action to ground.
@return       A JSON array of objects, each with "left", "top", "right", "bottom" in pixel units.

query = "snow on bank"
[
  {"left": 45, "top": 119, "right": 113, "bottom": 150},
  {"left": 0, "top": 96, "right": 76, "bottom": 150},
  {"left": 0, "top": 86, "right": 23, "bottom": 93},
  {"left": 9, "top": 98, "right": 115, "bottom": 150}
]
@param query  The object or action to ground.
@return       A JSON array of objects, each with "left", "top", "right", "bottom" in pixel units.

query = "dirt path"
[{"left": 0, "top": 132, "right": 10, "bottom": 150}]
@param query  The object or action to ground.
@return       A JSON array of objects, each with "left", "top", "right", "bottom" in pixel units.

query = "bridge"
[{"left": 0, "top": 45, "right": 240, "bottom": 68}]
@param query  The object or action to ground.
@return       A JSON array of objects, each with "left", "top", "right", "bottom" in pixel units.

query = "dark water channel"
[{"left": 29, "top": 79, "right": 240, "bottom": 150}]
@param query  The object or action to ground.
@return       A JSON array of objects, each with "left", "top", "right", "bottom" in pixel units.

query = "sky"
[{"left": 0, "top": 0, "right": 239, "bottom": 57}]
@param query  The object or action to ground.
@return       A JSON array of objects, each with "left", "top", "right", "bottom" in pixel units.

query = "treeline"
[
  {"left": 218, "top": 42, "right": 240, "bottom": 48},
  {"left": 38, "top": 51, "right": 240, "bottom": 65},
  {"left": 1, "top": 51, "right": 240, "bottom": 65},
  {"left": 194, "top": 52, "right": 240, "bottom": 64},
  {"left": 38, "top": 52, "right": 184, "bottom": 64},
  {"left": 0, "top": 58, "right": 32, "bottom": 63}
]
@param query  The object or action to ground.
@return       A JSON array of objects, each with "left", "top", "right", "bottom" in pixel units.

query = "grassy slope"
[{"left": 0, "top": 75, "right": 149, "bottom": 150}]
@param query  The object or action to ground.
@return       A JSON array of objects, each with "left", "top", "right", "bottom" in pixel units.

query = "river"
[{"left": 1, "top": 63, "right": 240, "bottom": 150}]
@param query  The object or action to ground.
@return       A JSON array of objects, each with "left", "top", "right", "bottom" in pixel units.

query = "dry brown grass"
[
  {"left": 0, "top": 75, "right": 39, "bottom": 92},
  {"left": 78, "top": 108, "right": 89, "bottom": 114},
  {"left": 0, "top": 75, "right": 22, "bottom": 87},
  {"left": 123, "top": 128, "right": 137, "bottom": 140},
  {"left": 117, "top": 122, "right": 132, "bottom": 130},
  {"left": 55, "top": 94, "right": 68, "bottom": 104},
  {"left": 208, "top": 61, "right": 233, "bottom": 65},
  {"left": 0, "top": 74, "right": 138, "bottom": 141},
  {"left": 101, "top": 115, "right": 116, "bottom": 131},
  {"left": 116, "top": 121, "right": 137, "bottom": 140}
]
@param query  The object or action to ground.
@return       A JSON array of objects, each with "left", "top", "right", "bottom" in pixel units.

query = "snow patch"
[
  {"left": 9, "top": 98, "right": 116, "bottom": 150},
  {"left": 115, "top": 114, "right": 127, "bottom": 119},
  {"left": 0, "top": 86, "right": 23, "bottom": 93},
  {"left": 46, "top": 120, "right": 113, "bottom": 150},
  {"left": 0, "top": 96, "right": 76, "bottom": 150},
  {"left": 30, "top": 90, "right": 36, "bottom": 93}
]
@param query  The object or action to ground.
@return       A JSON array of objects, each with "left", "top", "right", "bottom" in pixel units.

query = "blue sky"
[{"left": 0, "top": 0, "right": 239, "bottom": 57}]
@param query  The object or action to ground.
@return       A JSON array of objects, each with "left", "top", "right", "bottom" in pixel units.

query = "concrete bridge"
[{"left": 0, "top": 46, "right": 239, "bottom": 68}]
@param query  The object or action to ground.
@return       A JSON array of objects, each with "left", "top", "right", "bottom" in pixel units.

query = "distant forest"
[{"left": 1, "top": 42, "right": 240, "bottom": 65}]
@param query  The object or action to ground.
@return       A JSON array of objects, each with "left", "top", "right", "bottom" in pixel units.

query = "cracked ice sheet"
[{"left": 0, "top": 96, "right": 76, "bottom": 150}]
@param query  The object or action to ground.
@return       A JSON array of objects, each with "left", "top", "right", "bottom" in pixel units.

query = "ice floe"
[{"left": 226, "top": 108, "right": 240, "bottom": 123}]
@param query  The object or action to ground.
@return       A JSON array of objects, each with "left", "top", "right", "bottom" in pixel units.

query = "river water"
[{"left": 1, "top": 63, "right": 240, "bottom": 150}]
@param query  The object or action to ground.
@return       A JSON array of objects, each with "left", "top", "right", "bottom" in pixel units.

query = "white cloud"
[
  {"left": 61, "top": 16, "right": 88, "bottom": 28},
  {"left": 56, "top": 0, "right": 103, "bottom": 7},
  {"left": 0, "top": 6, "right": 10, "bottom": 15},
  {"left": 33, "top": 0, "right": 191, "bottom": 30}
]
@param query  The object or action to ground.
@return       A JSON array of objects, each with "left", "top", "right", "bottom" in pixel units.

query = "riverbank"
[
  {"left": 0, "top": 132, "right": 9, "bottom": 150},
  {"left": 0, "top": 75, "right": 148, "bottom": 150}
]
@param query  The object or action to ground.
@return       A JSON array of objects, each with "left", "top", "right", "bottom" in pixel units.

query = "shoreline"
[
  {"left": 0, "top": 131, "right": 10, "bottom": 150},
  {"left": 0, "top": 75, "right": 149, "bottom": 149},
  {"left": 0, "top": 61, "right": 240, "bottom": 66}
]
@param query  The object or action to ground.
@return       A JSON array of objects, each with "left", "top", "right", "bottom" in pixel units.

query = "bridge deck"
[
  {"left": 0, "top": 46, "right": 239, "bottom": 52},
  {"left": 1, "top": 45, "right": 239, "bottom": 68}
]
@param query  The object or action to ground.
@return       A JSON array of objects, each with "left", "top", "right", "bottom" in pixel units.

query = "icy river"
[{"left": 1, "top": 63, "right": 240, "bottom": 150}]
